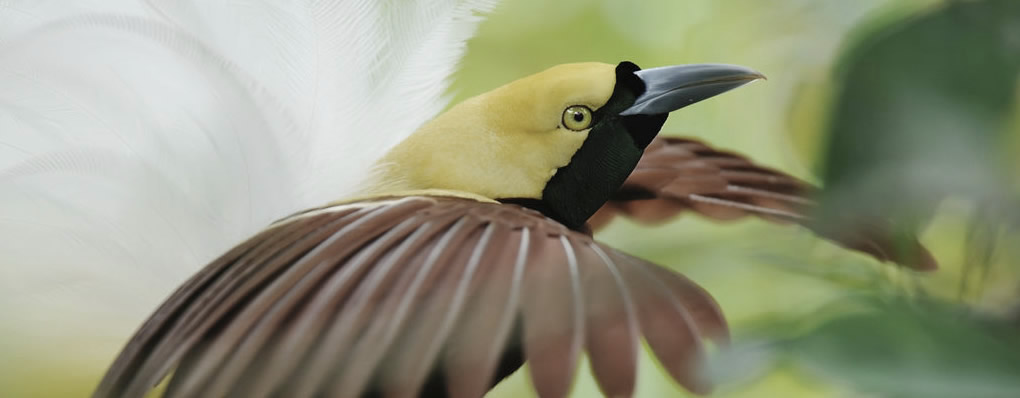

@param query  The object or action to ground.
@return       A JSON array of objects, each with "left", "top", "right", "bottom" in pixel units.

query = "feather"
[
  {"left": 580, "top": 243, "right": 640, "bottom": 397},
  {"left": 94, "top": 195, "right": 727, "bottom": 398},
  {"left": 0, "top": 0, "right": 500, "bottom": 390},
  {"left": 442, "top": 225, "right": 527, "bottom": 398},
  {"left": 520, "top": 234, "right": 585, "bottom": 398},
  {"left": 591, "top": 136, "right": 938, "bottom": 271}
]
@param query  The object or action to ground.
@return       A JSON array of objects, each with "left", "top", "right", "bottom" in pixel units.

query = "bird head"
[{"left": 375, "top": 61, "right": 763, "bottom": 229}]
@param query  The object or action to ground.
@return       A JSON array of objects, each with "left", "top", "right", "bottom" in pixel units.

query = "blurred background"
[
  {"left": 1, "top": 0, "right": 1017, "bottom": 397},
  {"left": 452, "top": 0, "right": 1020, "bottom": 397}
]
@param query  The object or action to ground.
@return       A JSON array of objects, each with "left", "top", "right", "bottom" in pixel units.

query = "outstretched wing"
[
  {"left": 0, "top": 0, "right": 498, "bottom": 389},
  {"left": 95, "top": 196, "right": 726, "bottom": 398},
  {"left": 591, "top": 137, "right": 937, "bottom": 271}
]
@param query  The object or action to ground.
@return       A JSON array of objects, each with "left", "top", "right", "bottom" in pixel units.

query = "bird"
[
  {"left": 0, "top": 1, "right": 935, "bottom": 397},
  {"left": 89, "top": 62, "right": 940, "bottom": 398}
]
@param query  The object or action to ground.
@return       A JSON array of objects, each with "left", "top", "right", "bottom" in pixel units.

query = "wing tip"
[{"left": 894, "top": 245, "right": 939, "bottom": 272}]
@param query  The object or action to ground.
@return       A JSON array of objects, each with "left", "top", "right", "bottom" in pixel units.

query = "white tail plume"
[{"left": 0, "top": 0, "right": 499, "bottom": 389}]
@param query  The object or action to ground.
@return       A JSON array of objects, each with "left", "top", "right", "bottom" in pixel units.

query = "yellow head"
[{"left": 376, "top": 62, "right": 618, "bottom": 199}]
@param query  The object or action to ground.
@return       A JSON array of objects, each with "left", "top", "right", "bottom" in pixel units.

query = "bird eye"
[{"left": 561, "top": 105, "right": 593, "bottom": 131}]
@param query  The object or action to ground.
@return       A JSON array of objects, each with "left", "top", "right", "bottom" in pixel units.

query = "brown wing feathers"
[
  {"left": 94, "top": 196, "right": 726, "bottom": 398},
  {"left": 592, "top": 136, "right": 937, "bottom": 271},
  {"left": 96, "top": 136, "right": 937, "bottom": 398},
  {"left": 576, "top": 243, "right": 640, "bottom": 397}
]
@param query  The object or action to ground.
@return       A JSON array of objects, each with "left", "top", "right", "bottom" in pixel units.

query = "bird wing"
[
  {"left": 591, "top": 136, "right": 937, "bottom": 271},
  {"left": 0, "top": 0, "right": 498, "bottom": 384},
  {"left": 94, "top": 195, "right": 726, "bottom": 398}
]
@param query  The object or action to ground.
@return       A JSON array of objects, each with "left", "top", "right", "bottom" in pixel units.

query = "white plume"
[{"left": 0, "top": 0, "right": 499, "bottom": 387}]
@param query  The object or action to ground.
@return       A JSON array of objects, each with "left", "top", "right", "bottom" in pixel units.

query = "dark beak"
[{"left": 619, "top": 64, "right": 765, "bottom": 116}]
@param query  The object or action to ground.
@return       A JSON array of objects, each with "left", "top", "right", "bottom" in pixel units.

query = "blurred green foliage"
[
  {"left": 453, "top": 1, "right": 1020, "bottom": 397},
  {"left": 817, "top": 0, "right": 1020, "bottom": 254},
  {"left": 709, "top": 297, "right": 1020, "bottom": 398}
]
